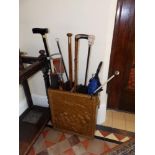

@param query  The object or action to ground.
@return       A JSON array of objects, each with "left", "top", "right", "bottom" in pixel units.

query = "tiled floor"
[
  {"left": 26, "top": 110, "right": 135, "bottom": 155},
  {"left": 103, "top": 109, "right": 135, "bottom": 132},
  {"left": 28, "top": 125, "right": 134, "bottom": 155},
  {"left": 28, "top": 127, "right": 118, "bottom": 155}
]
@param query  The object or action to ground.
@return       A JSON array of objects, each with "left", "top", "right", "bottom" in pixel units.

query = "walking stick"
[
  {"left": 67, "top": 33, "right": 73, "bottom": 88},
  {"left": 84, "top": 35, "right": 95, "bottom": 86},
  {"left": 55, "top": 38, "right": 69, "bottom": 81}
]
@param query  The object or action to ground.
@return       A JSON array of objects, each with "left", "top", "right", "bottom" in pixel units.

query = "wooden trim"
[
  {"left": 21, "top": 56, "right": 39, "bottom": 64},
  {"left": 22, "top": 80, "right": 33, "bottom": 108},
  {"left": 95, "top": 136, "right": 122, "bottom": 144},
  {"left": 19, "top": 61, "right": 43, "bottom": 83}
]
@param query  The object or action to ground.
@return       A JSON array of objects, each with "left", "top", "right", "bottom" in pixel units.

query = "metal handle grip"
[
  {"left": 93, "top": 70, "right": 120, "bottom": 94},
  {"left": 88, "top": 35, "right": 95, "bottom": 45}
]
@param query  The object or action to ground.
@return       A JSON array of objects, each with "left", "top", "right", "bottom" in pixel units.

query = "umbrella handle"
[{"left": 93, "top": 71, "right": 120, "bottom": 94}]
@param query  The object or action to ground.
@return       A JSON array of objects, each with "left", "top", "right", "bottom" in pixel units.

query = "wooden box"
[{"left": 48, "top": 89, "right": 99, "bottom": 137}]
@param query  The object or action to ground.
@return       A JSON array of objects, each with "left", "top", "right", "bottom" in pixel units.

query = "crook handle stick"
[
  {"left": 93, "top": 71, "right": 120, "bottom": 94},
  {"left": 74, "top": 34, "right": 89, "bottom": 91}
]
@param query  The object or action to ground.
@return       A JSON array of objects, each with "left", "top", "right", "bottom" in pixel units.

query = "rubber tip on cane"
[{"left": 67, "top": 33, "right": 72, "bottom": 37}]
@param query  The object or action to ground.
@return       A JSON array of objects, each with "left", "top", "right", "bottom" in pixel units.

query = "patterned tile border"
[
  {"left": 95, "top": 125, "right": 135, "bottom": 144},
  {"left": 45, "top": 122, "right": 135, "bottom": 145},
  {"left": 96, "top": 125, "right": 135, "bottom": 137}
]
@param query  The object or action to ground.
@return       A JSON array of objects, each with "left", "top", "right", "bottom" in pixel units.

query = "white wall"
[
  {"left": 19, "top": 85, "right": 28, "bottom": 115},
  {"left": 19, "top": 0, "right": 117, "bottom": 124}
]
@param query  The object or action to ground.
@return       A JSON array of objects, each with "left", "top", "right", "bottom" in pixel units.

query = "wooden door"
[{"left": 107, "top": 0, "right": 135, "bottom": 112}]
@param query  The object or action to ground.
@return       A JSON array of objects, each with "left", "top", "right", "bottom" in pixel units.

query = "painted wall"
[
  {"left": 19, "top": 0, "right": 117, "bottom": 123},
  {"left": 19, "top": 85, "right": 28, "bottom": 115}
]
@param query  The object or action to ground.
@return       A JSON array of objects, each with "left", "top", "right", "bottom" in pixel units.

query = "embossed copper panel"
[{"left": 48, "top": 89, "right": 99, "bottom": 137}]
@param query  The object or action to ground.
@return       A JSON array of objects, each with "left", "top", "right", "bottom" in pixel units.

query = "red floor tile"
[
  {"left": 58, "top": 133, "right": 66, "bottom": 142},
  {"left": 100, "top": 130, "right": 110, "bottom": 137},
  {"left": 42, "top": 129, "right": 50, "bottom": 138},
  {"left": 44, "top": 140, "right": 55, "bottom": 148},
  {"left": 63, "top": 148, "right": 75, "bottom": 155},
  {"left": 81, "top": 140, "right": 89, "bottom": 149},
  {"left": 113, "top": 133, "right": 126, "bottom": 141},
  {"left": 27, "top": 147, "right": 35, "bottom": 155}
]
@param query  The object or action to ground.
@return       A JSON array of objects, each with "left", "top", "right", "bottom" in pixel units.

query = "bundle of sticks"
[{"left": 32, "top": 28, "right": 119, "bottom": 95}]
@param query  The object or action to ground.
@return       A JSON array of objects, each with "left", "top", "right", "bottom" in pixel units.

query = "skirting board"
[
  {"left": 96, "top": 92, "right": 108, "bottom": 124},
  {"left": 97, "top": 103, "right": 107, "bottom": 125},
  {"left": 32, "top": 94, "right": 49, "bottom": 107},
  {"left": 19, "top": 94, "right": 48, "bottom": 116},
  {"left": 19, "top": 98, "right": 28, "bottom": 116}
]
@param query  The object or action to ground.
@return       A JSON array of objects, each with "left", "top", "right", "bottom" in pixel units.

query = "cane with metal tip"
[
  {"left": 93, "top": 71, "right": 120, "bottom": 94},
  {"left": 55, "top": 38, "right": 69, "bottom": 81},
  {"left": 84, "top": 35, "right": 95, "bottom": 86}
]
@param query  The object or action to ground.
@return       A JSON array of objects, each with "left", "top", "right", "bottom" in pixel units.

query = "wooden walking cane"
[
  {"left": 67, "top": 33, "right": 73, "bottom": 88},
  {"left": 74, "top": 34, "right": 89, "bottom": 91}
]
